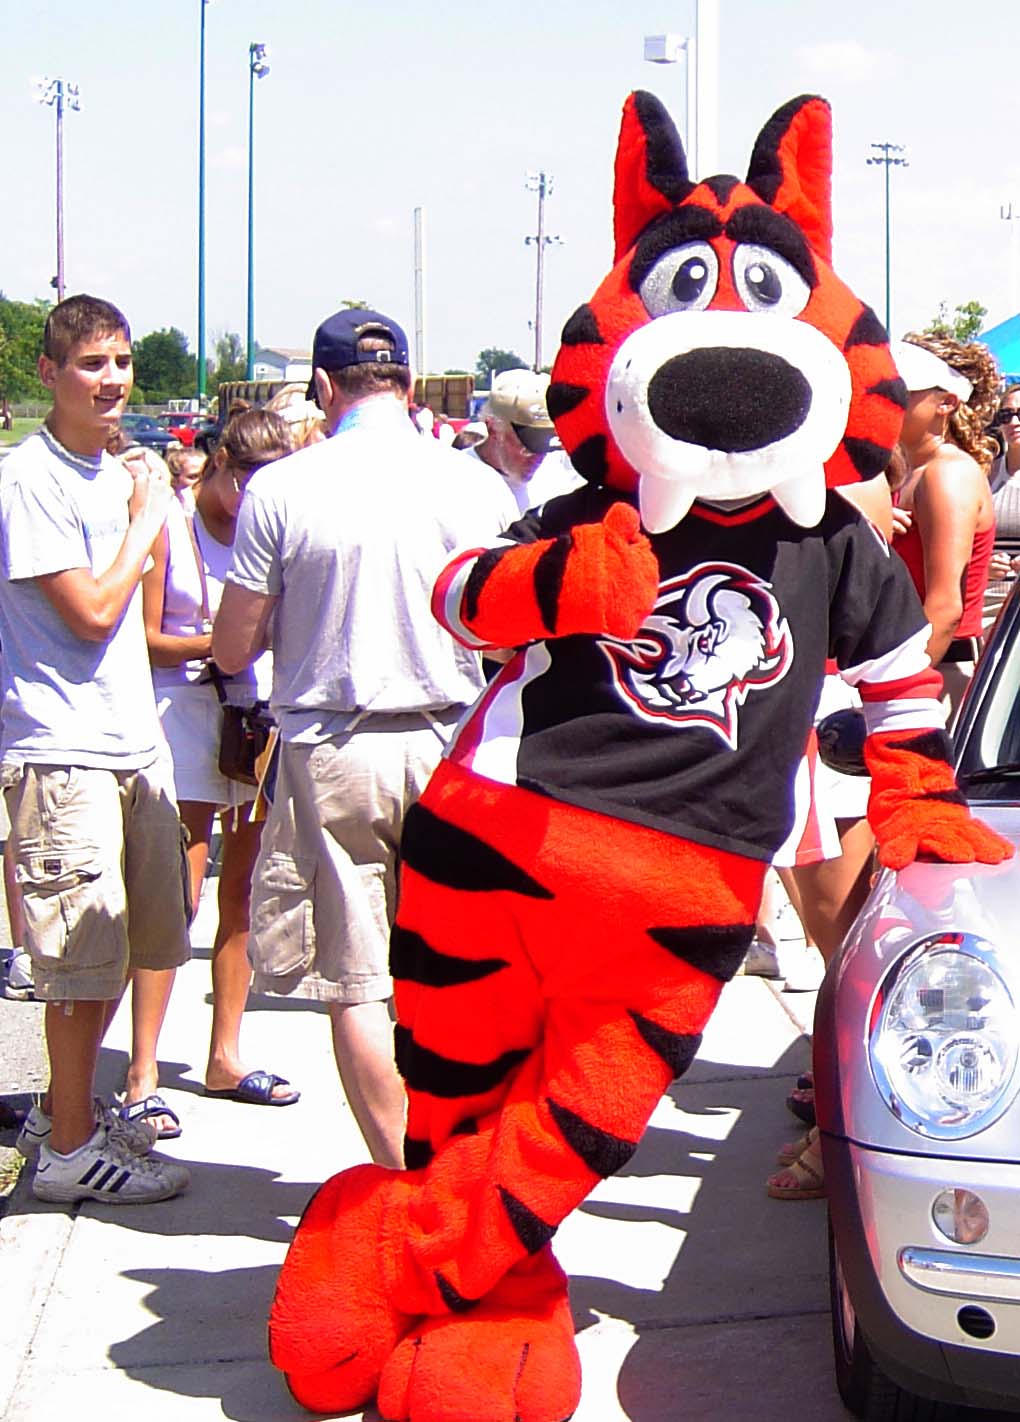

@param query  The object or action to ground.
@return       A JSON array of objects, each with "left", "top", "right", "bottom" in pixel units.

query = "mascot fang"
[{"left": 268, "top": 92, "right": 1011, "bottom": 1422}]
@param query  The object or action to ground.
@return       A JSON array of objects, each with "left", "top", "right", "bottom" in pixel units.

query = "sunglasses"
[{"left": 993, "top": 408, "right": 1020, "bottom": 426}]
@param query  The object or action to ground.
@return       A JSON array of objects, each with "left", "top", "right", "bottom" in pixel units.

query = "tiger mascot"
[{"left": 268, "top": 92, "right": 1010, "bottom": 1422}]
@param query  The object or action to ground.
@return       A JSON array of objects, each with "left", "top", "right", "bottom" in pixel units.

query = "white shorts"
[
  {"left": 773, "top": 676, "right": 870, "bottom": 868},
  {"left": 812, "top": 674, "right": 870, "bottom": 822},
  {"left": 156, "top": 680, "right": 257, "bottom": 810}
]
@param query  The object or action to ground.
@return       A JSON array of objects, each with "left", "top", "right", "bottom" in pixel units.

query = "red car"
[{"left": 158, "top": 412, "right": 205, "bottom": 448}]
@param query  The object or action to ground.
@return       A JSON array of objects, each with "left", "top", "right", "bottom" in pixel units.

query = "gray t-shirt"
[
  {"left": 227, "top": 397, "right": 514, "bottom": 743},
  {"left": 0, "top": 427, "right": 162, "bottom": 769}
]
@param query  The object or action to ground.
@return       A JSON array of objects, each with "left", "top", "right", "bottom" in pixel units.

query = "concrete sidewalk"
[{"left": 0, "top": 881, "right": 848, "bottom": 1422}]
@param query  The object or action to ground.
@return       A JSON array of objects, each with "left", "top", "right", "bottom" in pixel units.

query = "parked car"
[
  {"left": 158, "top": 411, "right": 206, "bottom": 447},
  {"left": 816, "top": 583, "right": 1020, "bottom": 1419},
  {"left": 119, "top": 413, "right": 177, "bottom": 454}
]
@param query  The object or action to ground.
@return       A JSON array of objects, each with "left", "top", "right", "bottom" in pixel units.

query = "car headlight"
[{"left": 868, "top": 933, "right": 1020, "bottom": 1139}]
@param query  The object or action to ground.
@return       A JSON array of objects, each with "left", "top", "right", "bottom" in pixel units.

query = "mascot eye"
[
  {"left": 732, "top": 244, "right": 810, "bottom": 316},
  {"left": 638, "top": 241, "right": 719, "bottom": 317}
]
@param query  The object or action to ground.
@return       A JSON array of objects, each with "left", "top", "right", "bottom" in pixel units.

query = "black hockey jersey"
[{"left": 435, "top": 486, "right": 938, "bottom": 862}]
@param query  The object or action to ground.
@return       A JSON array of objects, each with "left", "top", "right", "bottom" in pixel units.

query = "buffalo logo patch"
[{"left": 599, "top": 562, "right": 793, "bottom": 747}]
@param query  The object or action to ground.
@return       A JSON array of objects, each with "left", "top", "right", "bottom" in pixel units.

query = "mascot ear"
[
  {"left": 745, "top": 95, "right": 833, "bottom": 263},
  {"left": 614, "top": 91, "right": 694, "bottom": 261}
]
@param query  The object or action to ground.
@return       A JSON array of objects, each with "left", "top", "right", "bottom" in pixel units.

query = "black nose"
[{"left": 647, "top": 347, "right": 812, "bottom": 452}]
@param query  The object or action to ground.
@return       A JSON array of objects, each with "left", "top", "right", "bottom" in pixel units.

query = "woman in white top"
[{"left": 142, "top": 409, "right": 300, "bottom": 1106}]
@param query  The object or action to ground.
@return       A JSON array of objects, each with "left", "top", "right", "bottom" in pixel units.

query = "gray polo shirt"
[{"left": 228, "top": 397, "right": 513, "bottom": 743}]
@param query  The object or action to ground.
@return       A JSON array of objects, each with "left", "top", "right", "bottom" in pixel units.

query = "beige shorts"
[
  {"left": 2, "top": 758, "right": 192, "bottom": 1001},
  {"left": 249, "top": 712, "right": 457, "bottom": 1004}
]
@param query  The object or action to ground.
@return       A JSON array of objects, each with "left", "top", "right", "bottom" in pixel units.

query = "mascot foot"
[
  {"left": 269, "top": 1163, "right": 419, "bottom": 1415},
  {"left": 377, "top": 1252, "right": 581, "bottom": 1422}
]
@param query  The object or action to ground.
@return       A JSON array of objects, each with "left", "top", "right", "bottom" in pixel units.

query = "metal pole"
[
  {"left": 884, "top": 159, "right": 891, "bottom": 335},
  {"left": 197, "top": 0, "right": 208, "bottom": 402},
  {"left": 413, "top": 206, "right": 426, "bottom": 377},
  {"left": 534, "top": 174, "right": 546, "bottom": 372},
  {"left": 867, "top": 143, "right": 907, "bottom": 338},
  {"left": 55, "top": 83, "right": 65, "bottom": 302},
  {"left": 246, "top": 52, "right": 255, "bottom": 379},
  {"left": 694, "top": 0, "right": 720, "bottom": 180}
]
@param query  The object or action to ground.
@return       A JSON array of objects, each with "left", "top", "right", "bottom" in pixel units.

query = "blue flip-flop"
[
  {"left": 204, "top": 1070, "right": 300, "bottom": 1106},
  {"left": 118, "top": 1093, "right": 182, "bottom": 1140}
]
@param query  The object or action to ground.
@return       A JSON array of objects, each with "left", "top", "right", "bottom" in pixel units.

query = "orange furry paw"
[
  {"left": 876, "top": 805, "right": 1014, "bottom": 870},
  {"left": 270, "top": 1164, "right": 420, "bottom": 1415},
  {"left": 377, "top": 1255, "right": 581, "bottom": 1422}
]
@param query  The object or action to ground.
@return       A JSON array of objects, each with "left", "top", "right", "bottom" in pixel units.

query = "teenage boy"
[{"left": 0, "top": 294, "right": 191, "bottom": 1203}]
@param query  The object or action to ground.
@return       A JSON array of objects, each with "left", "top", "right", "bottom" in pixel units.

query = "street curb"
[{"left": 0, "top": 1172, "right": 77, "bottom": 1416}]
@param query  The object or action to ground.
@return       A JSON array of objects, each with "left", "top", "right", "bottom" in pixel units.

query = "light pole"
[
  {"left": 643, "top": 2, "right": 719, "bottom": 180},
  {"left": 413, "top": 206, "right": 426, "bottom": 378},
  {"left": 1001, "top": 201, "right": 1020, "bottom": 317},
  {"left": 246, "top": 42, "right": 270, "bottom": 380},
  {"left": 524, "top": 172, "right": 562, "bottom": 372},
  {"left": 866, "top": 142, "right": 908, "bottom": 336},
  {"left": 198, "top": 0, "right": 210, "bottom": 404},
  {"left": 35, "top": 77, "right": 80, "bottom": 302},
  {"left": 643, "top": 33, "right": 695, "bottom": 169}
]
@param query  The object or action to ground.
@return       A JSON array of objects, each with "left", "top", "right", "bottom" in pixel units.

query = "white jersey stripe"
[
  {"left": 449, "top": 644, "right": 552, "bottom": 785},
  {"left": 862, "top": 697, "right": 945, "bottom": 736},
  {"left": 841, "top": 625, "right": 932, "bottom": 688},
  {"left": 440, "top": 556, "right": 492, "bottom": 650}
]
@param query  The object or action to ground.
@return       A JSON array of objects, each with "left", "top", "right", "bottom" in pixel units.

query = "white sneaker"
[
  {"left": 779, "top": 944, "right": 826, "bottom": 993},
  {"left": 1, "top": 948, "right": 35, "bottom": 1000},
  {"left": 17, "top": 1098, "right": 157, "bottom": 1162},
  {"left": 32, "top": 1124, "right": 189, "bottom": 1205},
  {"left": 738, "top": 938, "right": 783, "bottom": 979}
]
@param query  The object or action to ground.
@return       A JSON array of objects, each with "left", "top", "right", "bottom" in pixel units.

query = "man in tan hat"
[{"left": 467, "top": 369, "right": 583, "bottom": 514}]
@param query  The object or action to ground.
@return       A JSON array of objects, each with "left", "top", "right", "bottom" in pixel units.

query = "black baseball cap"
[{"left": 306, "top": 308, "right": 410, "bottom": 399}]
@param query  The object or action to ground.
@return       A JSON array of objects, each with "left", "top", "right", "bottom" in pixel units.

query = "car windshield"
[{"left": 955, "top": 587, "right": 1020, "bottom": 800}]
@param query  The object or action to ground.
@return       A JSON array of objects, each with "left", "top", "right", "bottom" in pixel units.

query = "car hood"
[{"left": 818, "top": 801, "right": 1020, "bottom": 1158}]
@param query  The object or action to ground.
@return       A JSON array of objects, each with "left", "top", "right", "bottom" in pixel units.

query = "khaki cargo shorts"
[
  {"left": 1, "top": 757, "right": 192, "bottom": 1001},
  {"left": 249, "top": 712, "right": 458, "bottom": 1004}
]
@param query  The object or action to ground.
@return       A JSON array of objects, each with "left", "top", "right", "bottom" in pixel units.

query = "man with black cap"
[{"left": 213, "top": 307, "right": 508, "bottom": 1167}]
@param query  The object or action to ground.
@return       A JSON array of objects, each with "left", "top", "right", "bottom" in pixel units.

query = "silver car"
[{"left": 816, "top": 587, "right": 1020, "bottom": 1419}]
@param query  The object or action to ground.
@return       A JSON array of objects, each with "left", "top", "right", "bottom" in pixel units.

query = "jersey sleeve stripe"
[
  {"left": 839, "top": 625, "right": 931, "bottom": 688},
  {"left": 862, "top": 697, "right": 946, "bottom": 737},
  {"left": 432, "top": 548, "right": 495, "bottom": 650},
  {"left": 857, "top": 667, "right": 943, "bottom": 704}
]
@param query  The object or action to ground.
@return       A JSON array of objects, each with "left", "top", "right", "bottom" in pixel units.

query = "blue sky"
[{"left": 5, "top": 2, "right": 1019, "bottom": 374}]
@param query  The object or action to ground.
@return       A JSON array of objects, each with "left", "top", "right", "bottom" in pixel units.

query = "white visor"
[{"left": 892, "top": 340, "right": 973, "bottom": 403}]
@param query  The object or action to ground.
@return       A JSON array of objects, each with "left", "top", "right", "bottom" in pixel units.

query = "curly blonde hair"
[{"left": 903, "top": 332, "right": 1001, "bottom": 472}]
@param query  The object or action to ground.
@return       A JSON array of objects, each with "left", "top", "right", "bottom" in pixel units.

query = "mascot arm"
[
  {"left": 432, "top": 501, "right": 659, "bottom": 651},
  {"left": 860, "top": 672, "right": 1012, "bottom": 868}
]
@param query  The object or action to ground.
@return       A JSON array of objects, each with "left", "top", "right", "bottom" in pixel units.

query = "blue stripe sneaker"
[
  {"left": 32, "top": 1124, "right": 189, "bottom": 1205},
  {"left": 17, "top": 1098, "right": 156, "bottom": 1162}
]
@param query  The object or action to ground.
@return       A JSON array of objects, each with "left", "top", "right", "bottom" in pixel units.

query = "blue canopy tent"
[{"left": 980, "top": 313, "right": 1020, "bottom": 382}]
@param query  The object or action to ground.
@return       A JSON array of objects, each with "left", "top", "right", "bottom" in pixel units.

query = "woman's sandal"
[
  {"left": 776, "top": 1124, "right": 817, "bottom": 1167},
  {"left": 785, "top": 1085, "right": 815, "bottom": 1126},
  {"left": 766, "top": 1137, "right": 825, "bottom": 1200}
]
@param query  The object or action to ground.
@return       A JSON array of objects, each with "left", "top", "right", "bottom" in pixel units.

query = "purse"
[
  {"left": 184, "top": 510, "right": 274, "bottom": 786},
  {"left": 210, "top": 673, "right": 274, "bottom": 786}
]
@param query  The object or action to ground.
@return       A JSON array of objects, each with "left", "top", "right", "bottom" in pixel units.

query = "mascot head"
[{"left": 549, "top": 93, "right": 907, "bottom": 532}]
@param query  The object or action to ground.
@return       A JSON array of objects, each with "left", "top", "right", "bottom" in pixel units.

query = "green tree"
[
  {"left": 924, "top": 300, "right": 987, "bottom": 343},
  {"left": 209, "top": 331, "right": 245, "bottom": 388},
  {"left": 132, "top": 327, "right": 195, "bottom": 401},
  {"left": 0, "top": 294, "right": 50, "bottom": 403},
  {"left": 475, "top": 348, "right": 527, "bottom": 387}
]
